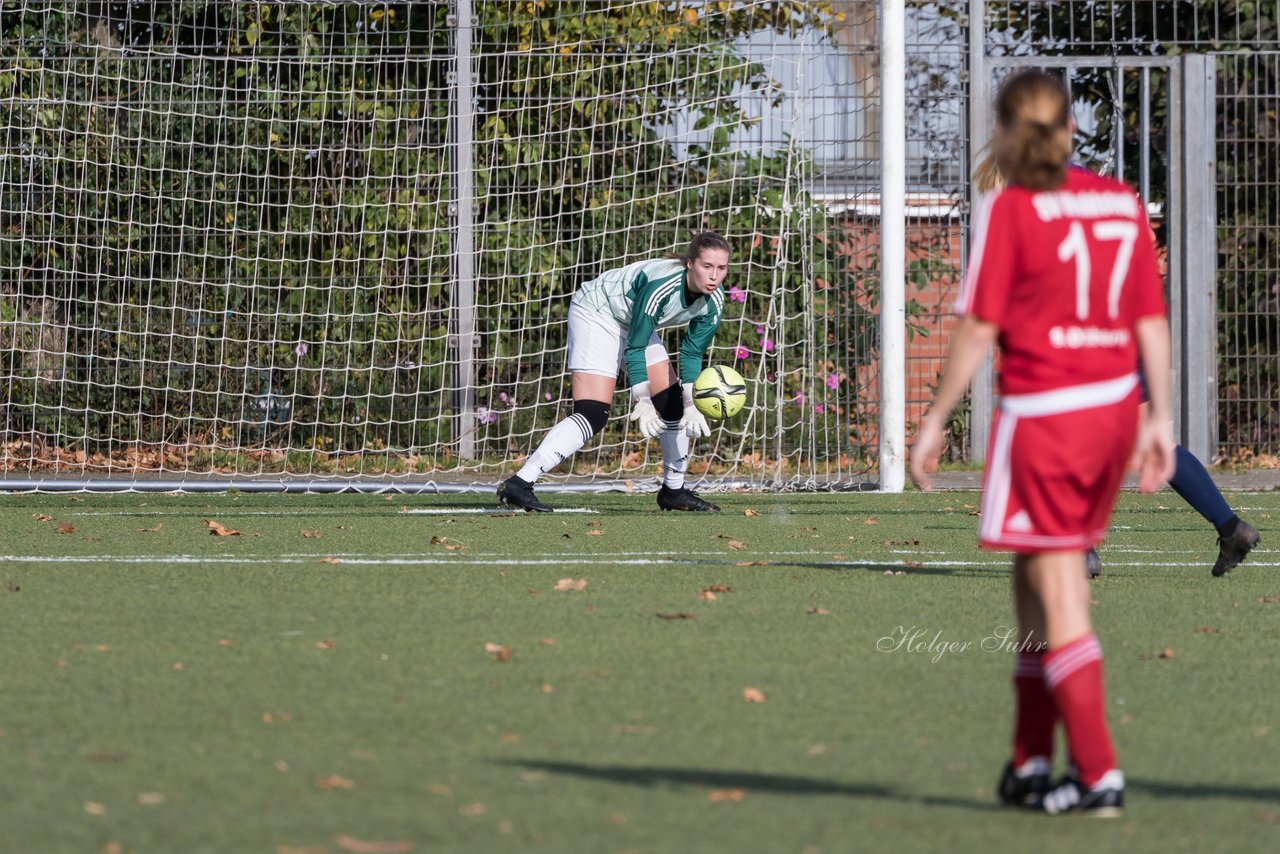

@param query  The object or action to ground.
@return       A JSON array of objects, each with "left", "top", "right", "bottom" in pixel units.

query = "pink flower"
[
  {"left": 815, "top": 404, "right": 825, "bottom": 414},
  {"left": 728, "top": 286, "right": 746, "bottom": 303},
  {"left": 755, "top": 326, "right": 764, "bottom": 335},
  {"left": 475, "top": 407, "right": 499, "bottom": 425},
  {"left": 793, "top": 392, "right": 806, "bottom": 405},
  {"left": 759, "top": 337, "right": 775, "bottom": 353},
  {"left": 294, "top": 342, "right": 308, "bottom": 357},
  {"left": 498, "top": 392, "right": 509, "bottom": 403},
  {"left": 544, "top": 393, "right": 553, "bottom": 401},
  {"left": 826, "top": 373, "right": 840, "bottom": 390},
  {"left": 734, "top": 345, "right": 750, "bottom": 360}
]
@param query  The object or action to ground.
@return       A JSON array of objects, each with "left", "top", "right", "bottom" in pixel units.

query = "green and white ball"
[{"left": 692, "top": 365, "right": 747, "bottom": 420}]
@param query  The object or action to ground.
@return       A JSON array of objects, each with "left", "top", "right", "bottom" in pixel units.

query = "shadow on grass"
[
  {"left": 494, "top": 759, "right": 1002, "bottom": 811},
  {"left": 1129, "top": 778, "right": 1280, "bottom": 802}
]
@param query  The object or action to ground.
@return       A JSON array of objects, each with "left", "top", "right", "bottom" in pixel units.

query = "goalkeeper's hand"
[
  {"left": 679, "top": 383, "right": 711, "bottom": 438},
  {"left": 628, "top": 383, "right": 664, "bottom": 439}
]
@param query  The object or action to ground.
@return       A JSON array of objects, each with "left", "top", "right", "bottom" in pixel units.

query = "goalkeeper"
[{"left": 498, "top": 231, "right": 730, "bottom": 513}]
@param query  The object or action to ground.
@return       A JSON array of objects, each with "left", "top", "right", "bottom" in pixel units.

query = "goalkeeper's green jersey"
[{"left": 572, "top": 257, "right": 725, "bottom": 385}]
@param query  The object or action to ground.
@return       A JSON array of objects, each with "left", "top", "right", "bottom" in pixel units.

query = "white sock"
[
  {"left": 659, "top": 420, "right": 689, "bottom": 490},
  {"left": 516, "top": 414, "right": 594, "bottom": 483}
]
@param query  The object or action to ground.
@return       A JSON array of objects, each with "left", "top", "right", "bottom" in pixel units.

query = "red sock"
[
  {"left": 1012, "top": 650, "right": 1055, "bottom": 766},
  {"left": 1044, "top": 633, "right": 1116, "bottom": 788}
]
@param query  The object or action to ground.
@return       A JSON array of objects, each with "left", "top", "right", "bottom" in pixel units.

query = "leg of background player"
[{"left": 999, "top": 556, "right": 1054, "bottom": 807}]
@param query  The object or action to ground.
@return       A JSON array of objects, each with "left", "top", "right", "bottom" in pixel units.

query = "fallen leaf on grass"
[
  {"left": 484, "top": 642, "right": 512, "bottom": 662},
  {"left": 34, "top": 513, "right": 53, "bottom": 522},
  {"left": 6, "top": 580, "right": 19, "bottom": 593},
  {"left": 726, "top": 540, "right": 745, "bottom": 551},
  {"left": 539, "top": 637, "right": 555, "bottom": 645},
  {"left": 458, "top": 803, "right": 486, "bottom": 816},
  {"left": 57, "top": 521, "right": 77, "bottom": 535},
  {"left": 807, "top": 608, "right": 830, "bottom": 616},
  {"left": 301, "top": 530, "right": 321, "bottom": 539},
  {"left": 319, "top": 557, "right": 343, "bottom": 565},
  {"left": 136, "top": 792, "right": 164, "bottom": 805},
  {"left": 316, "top": 775, "right": 355, "bottom": 791},
  {"left": 205, "top": 520, "right": 241, "bottom": 536},
  {"left": 585, "top": 530, "right": 605, "bottom": 536},
  {"left": 1194, "top": 626, "right": 1222, "bottom": 634},
  {"left": 427, "top": 783, "right": 451, "bottom": 795},
  {"left": 743, "top": 508, "right": 761, "bottom": 517},
  {"left": 139, "top": 523, "right": 162, "bottom": 533},
  {"left": 554, "top": 578, "right": 587, "bottom": 591},
  {"left": 105, "top": 843, "right": 124, "bottom": 854},
  {"left": 500, "top": 733, "right": 521, "bottom": 744},
  {"left": 587, "top": 520, "right": 603, "bottom": 528},
  {"left": 172, "top": 661, "right": 184, "bottom": 670},
  {"left": 334, "top": 835, "right": 412, "bottom": 853},
  {"left": 735, "top": 561, "right": 770, "bottom": 567},
  {"left": 1160, "top": 648, "right": 1176, "bottom": 659},
  {"left": 314, "top": 639, "right": 336, "bottom": 650},
  {"left": 1260, "top": 595, "right": 1280, "bottom": 604},
  {"left": 863, "top": 519, "right": 879, "bottom": 525},
  {"left": 708, "top": 789, "right": 746, "bottom": 802},
  {"left": 698, "top": 590, "right": 718, "bottom": 601},
  {"left": 276, "top": 846, "right": 328, "bottom": 854},
  {"left": 218, "top": 639, "right": 233, "bottom": 647},
  {"left": 884, "top": 539, "right": 922, "bottom": 546},
  {"left": 84, "top": 801, "right": 106, "bottom": 815},
  {"left": 656, "top": 612, "right": 696, "bottom": 620},
  {"left": 742, "top": 687, "right": 767, "bottom": 703},
  {"left": 903, "top": 560, "right": 924, "bottom": 569},
  {"left": 705, "top": 583, "right": 732, "bottom": 593}
]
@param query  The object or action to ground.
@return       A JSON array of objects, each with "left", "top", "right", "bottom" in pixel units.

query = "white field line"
[
  {"left": 65, "top": 508, "right": 600, "bottom": 517},
  {"left": 3, "top": 553, "right": 1275, "bottom": 569}
]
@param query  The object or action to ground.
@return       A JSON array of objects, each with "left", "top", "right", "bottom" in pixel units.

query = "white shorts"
[{"left": 567, "top": 302, "right": 669, "bottom": 379}]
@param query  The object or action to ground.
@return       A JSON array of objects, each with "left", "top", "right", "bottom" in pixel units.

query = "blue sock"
[{"left": 1168, "top": 445, "right": 1237, "bottom": 534}]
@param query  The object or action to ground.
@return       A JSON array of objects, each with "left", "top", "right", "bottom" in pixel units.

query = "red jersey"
[{"left": 956, "top": 167, "right": 1167, "bottom": 395}]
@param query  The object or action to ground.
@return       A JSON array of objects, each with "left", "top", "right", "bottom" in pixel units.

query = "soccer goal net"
[{"left": 1, "top": 2, "right": 919, "bottom": 492}]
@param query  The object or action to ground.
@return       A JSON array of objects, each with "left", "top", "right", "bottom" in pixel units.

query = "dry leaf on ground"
[
  {"left": 585, "top": 530, "right": 605, "bottom": 536},
  {"left": 735, "top": 561, "right": 770, "bottom": 567},
  {"left": 554, "top": 578, "right": 587, "bottom": 591},
  {"left": 743, "top": 508, "right": 761, "bottom": 517},
  {"left": 136, "top": 792, "right": 164, "bottom": 805},
  {"left": 708, "top": 789, "right": 746, "bottom": 802},
  {"left": 301, "top": 530, "right": 321, "bottom": 539},
  {"left": 697, "top": 590, "right": 717, "bottom": 601},
  {"left": 320, "top": 557, "right": 343, "bottom": 565},
  {"left": 742, "top": 687, "right": 766, "bottom": 703},
  {"left": 205, "top": 520, "right": 241, "bottom": 536},
  {"left": 656, "top": 612, "right": 696, "bottom": 620},
  {"left": 34, "top": 513, "right": 53, "bottom": 522},
  {"left": 84, "top": 801, "right": 106, "bottom": 815},
  {"left": 807, "top": 607, "right": 831, "bottom": 616},
  {"left": 316, "top": 775, "right": 355, "bottom": 791},
  {"left": 139, "top": 523, "right": 162, "bottom": 532},
  {"left": 334, "top": 835, "right": 412, "bottom": 853},
  {"left": 57, "top": 521, "right": 77, "bottom": 534},
  {"left": 485, "top": 642, "right": 512, "bottom": 662},
  {"left": 726, "top": 540, "right": 745, "bottom": 550},
  {"left": 314, "top": 639, "right": 336, "bottom": 650}
]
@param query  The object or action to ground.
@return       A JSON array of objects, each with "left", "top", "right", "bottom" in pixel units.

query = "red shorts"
[{"left": 979, "top": 374, "right": 1140, "bottom": 553}]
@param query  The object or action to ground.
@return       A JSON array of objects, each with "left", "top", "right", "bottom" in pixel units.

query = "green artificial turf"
[{"left": 1, "top": 490, "right": 1277, "bottom": 853}]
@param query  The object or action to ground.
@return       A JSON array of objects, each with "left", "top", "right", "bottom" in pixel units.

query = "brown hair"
[
  {"left": 994, "top": 70, "right": 1071, "bottom": 192},
  {"left": 675, "top": 230, "right": 730, "bottom": 265}
]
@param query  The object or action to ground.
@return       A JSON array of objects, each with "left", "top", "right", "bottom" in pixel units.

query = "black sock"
[{"left": 1216, "top": 515, "right": 1241, "bottom": 539}]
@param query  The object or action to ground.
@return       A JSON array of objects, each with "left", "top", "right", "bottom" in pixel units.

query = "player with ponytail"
[{"left": 913, "top": 70, "right": 1175, "bottom": 815}]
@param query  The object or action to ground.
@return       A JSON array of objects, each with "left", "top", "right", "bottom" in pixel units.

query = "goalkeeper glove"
[
  {"left": 628, "top": 382, "right": 664, "bottom": 439},
  {"left": 679, "top": 382, "right": 711, "bottom": 438}
]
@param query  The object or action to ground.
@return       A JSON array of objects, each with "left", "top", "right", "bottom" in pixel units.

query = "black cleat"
[
  {"left": 1212, "top": 520, "right": 1260, "bottom": 577},
  {"left": 998, "top": 759, "right": 1050, "bottom": 807},
  {"left": 1086, "top": 548, "right": 1103, "bottom": 579},
  {"left": 497, "top": 476, "right": 553, "bottom": 513},
  {"left": 656, "top": 485, "right": 721, "bottom": 512},
  {"left": 1040, "top": 771, "right": 1124, "bottom": 817}
]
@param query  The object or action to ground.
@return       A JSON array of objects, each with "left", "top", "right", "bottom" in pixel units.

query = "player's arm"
[
  {"left": 912, "top": 317, "right": 999, "bottom": 489},
  {"left": 914, "top": 191, "right": 1015, "bottom": 490},
  {"left": 1128, "top": 207, "right": 1175, "bottom": 492},
  {"left": 624, "top": 274, "right": 666, "bottom": 439},
  {"left": 675, "top": 303, "right": 722, "bottom": 437}
]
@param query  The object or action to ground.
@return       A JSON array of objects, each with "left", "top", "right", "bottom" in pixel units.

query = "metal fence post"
[
  {"left": 1180, "top": 54, "right": 1218, "bottom": 461},
  {"left": 966, "top": 0, "right": 992, "bottom": 464},
  {"left": 451, "top": 1, "right": 477, "bottom": 460}
]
